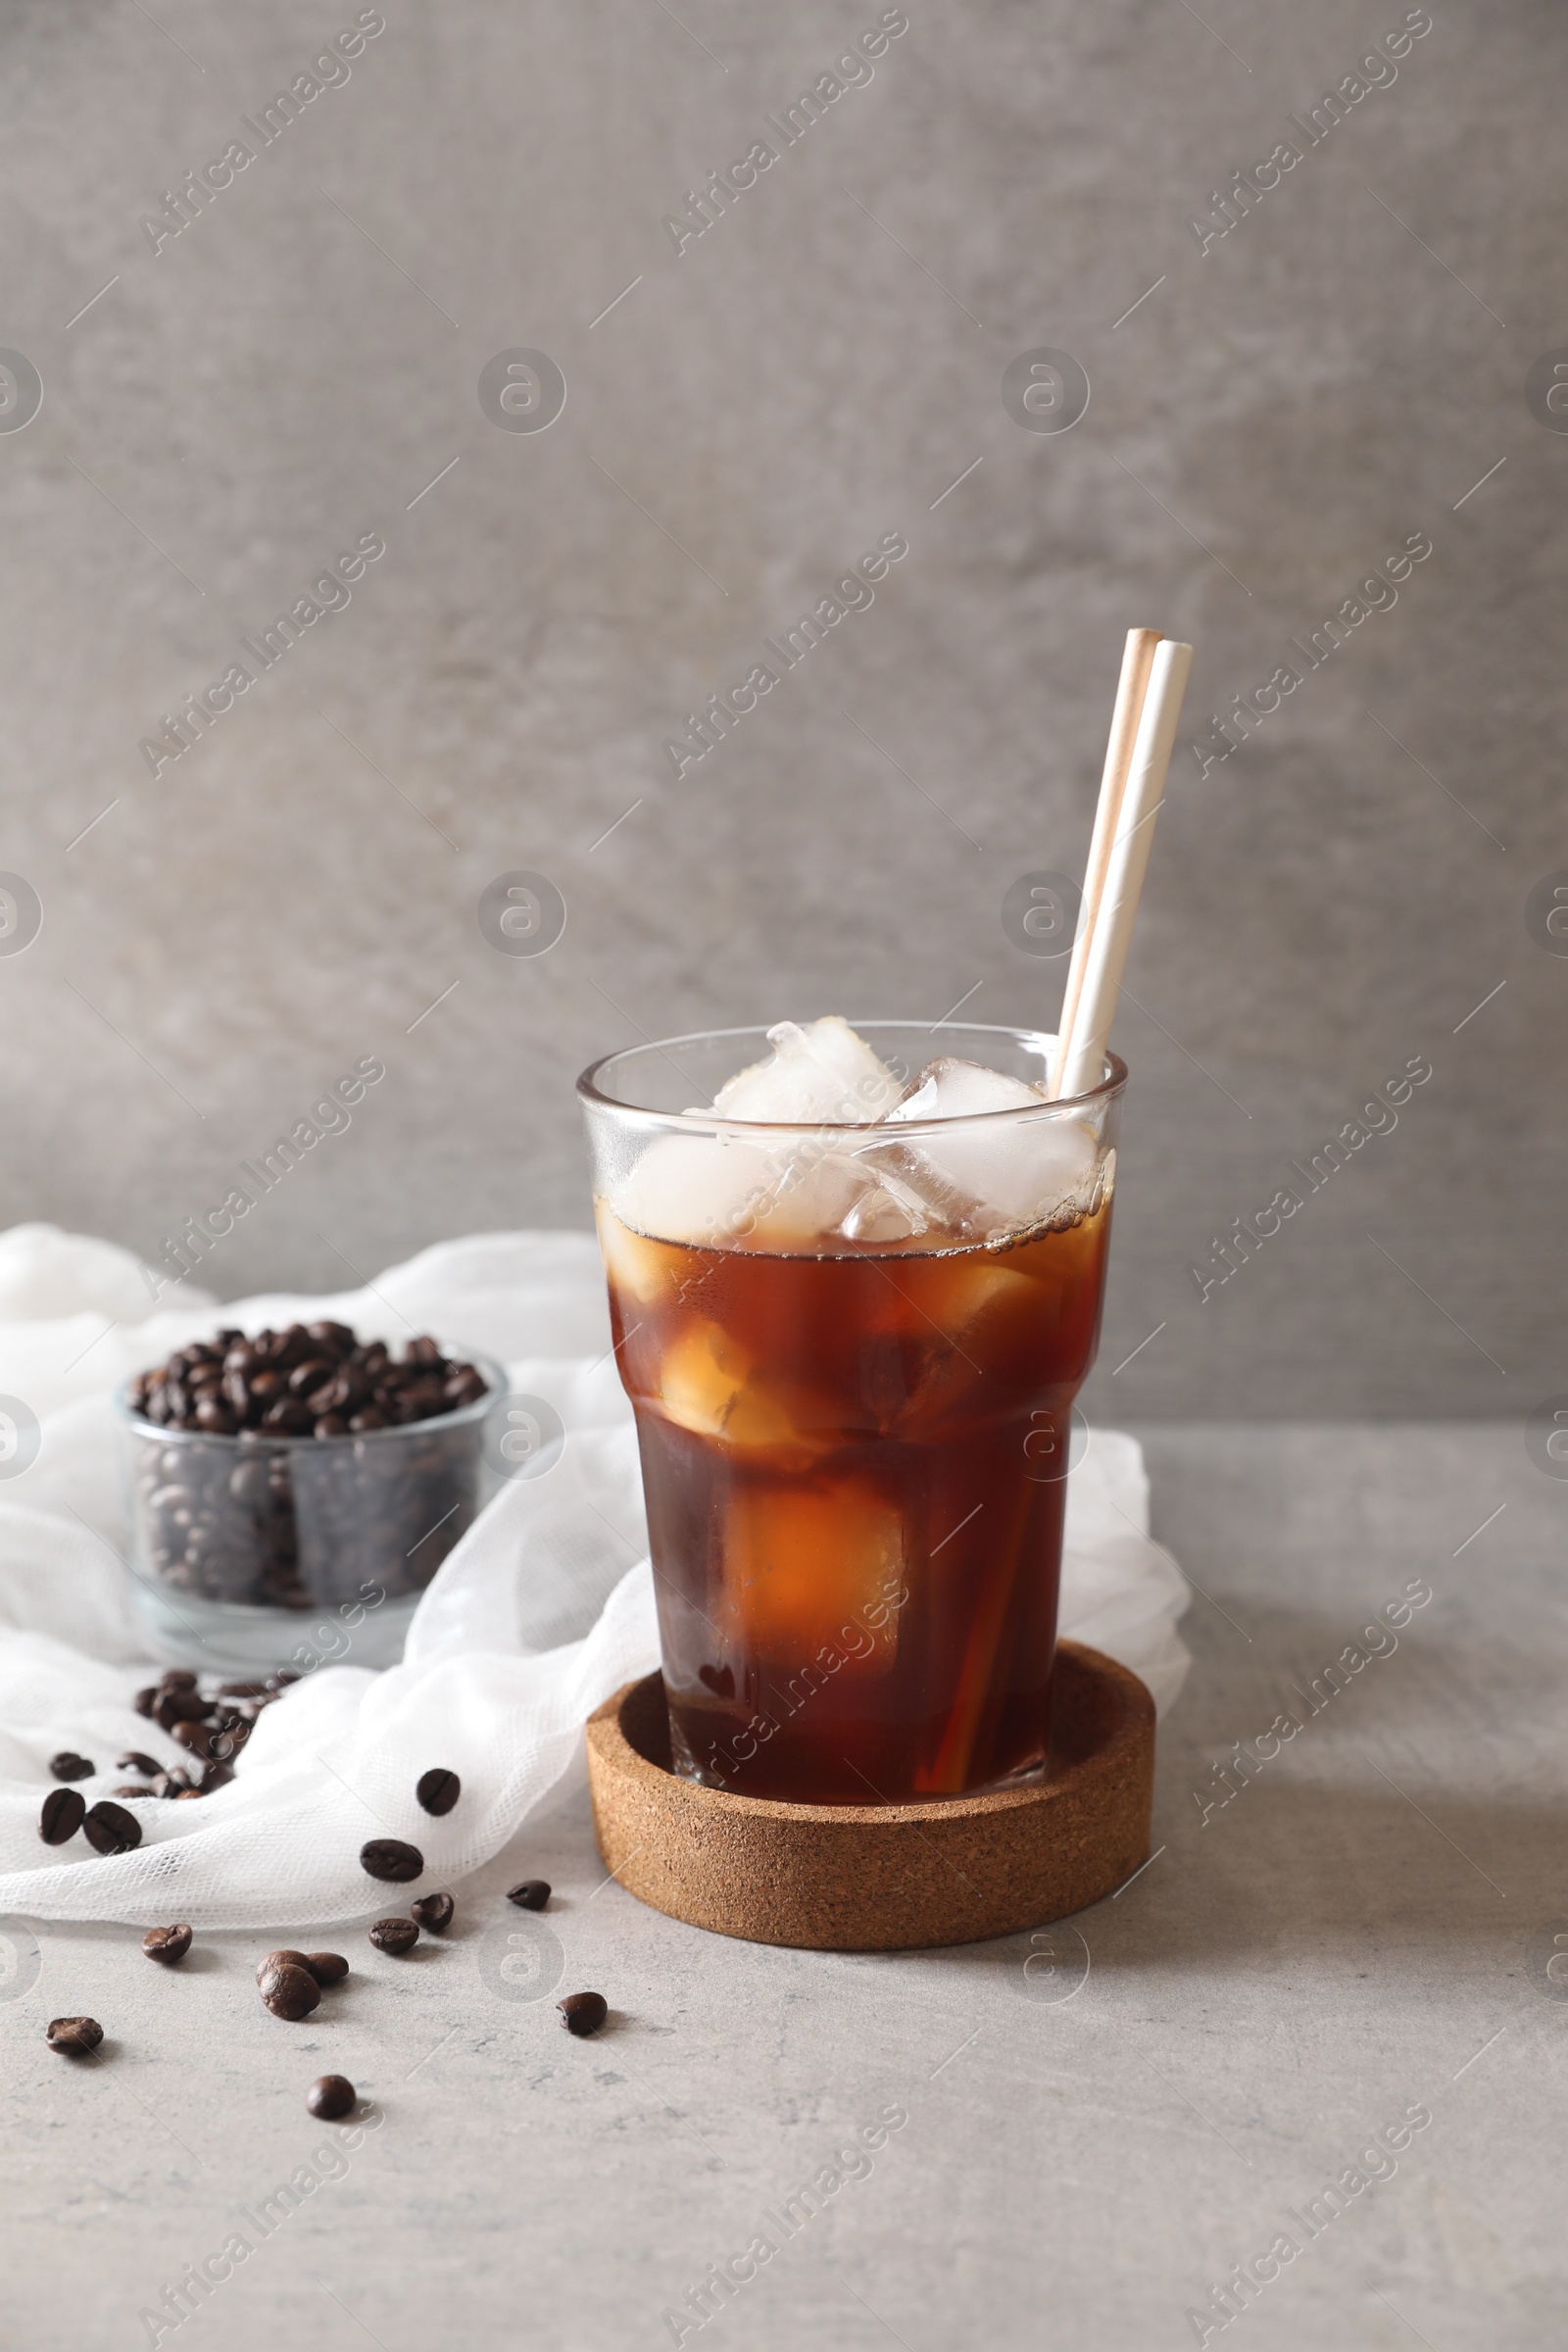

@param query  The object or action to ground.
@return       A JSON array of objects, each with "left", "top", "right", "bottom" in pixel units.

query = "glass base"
[
  {"left": 668, "top": 1711, "right": 1051, "bottom": 1805},
  {"left": 132, "top": 1583, "right": 417, "bottom": 1677}
]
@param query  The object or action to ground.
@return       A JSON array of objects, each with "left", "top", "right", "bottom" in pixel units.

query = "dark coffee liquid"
[{"left": 599, "top": 1199, "right": 1112, "bottom": 1804}]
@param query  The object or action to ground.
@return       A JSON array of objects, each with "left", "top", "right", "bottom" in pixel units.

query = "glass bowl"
[{"left": 114, "top": 1346, "right": 506, "bottom": 1675}]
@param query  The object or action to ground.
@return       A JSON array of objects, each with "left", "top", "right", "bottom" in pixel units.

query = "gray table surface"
[{"left": 4, "top": 1425, "right": 1562, "bottom": 2352}]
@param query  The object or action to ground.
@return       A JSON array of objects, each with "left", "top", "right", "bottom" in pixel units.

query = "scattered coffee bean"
[
  {"left": 133, "top": 1686, "right": 158, "bottom": 1718},
  {"left": 160, "top": 1668, "right": 198, "bottom": 1690},
  {"left": 256, "top": 1948, "right": 314, "bottom": 1984},
  {"left": 50, "top": 1752, "right": 94, "bottom": 1783},
  {"left": 507, "top": 1880, "right": 551, "bottom": 1911},
  {"left": 307, "top": 2074, "right": 356, "bottom": 2121},
  {"left": 259, "top": 1962, "right": 320, "bottom": 2021},
  {"left": 303, "top": 1952, "right": 349, "bottom": 1986},
  {"left": 39, "top": 1787, "right": 85, "bottom": 1844},
  {"left": 368, "top": 1917, "right": 418, "bottom": 1956},
  {"left": 118, "top": 1751, "right": 162, "bottom": 1777},
  {"left": 82, "top": 1801, "right": 142, "bottom": 1856},
  {"left": 47, "top": 2015, "right": 104, "bottom": 2057},
  {"left": 411, "top": 1891, "right": 454, "bottom": 1935},
  {"left": 154, "top": 1768, "right": 194, "bottom": 1797},
  {"left": 361, "top": 1838, "right": 423, "bottom": 1884},
  {"left": 142, "top": 1925, "right": 193, "bottom": 1965},
  {"left": 558, "top": 1991, "right": 608, "bottom": 2037},
  {"left": 416, "top": 1767, "right": 461, "bottom": 1817},
  {"left": 156, "top": 1688, "right": 213, "bottom": 1730},
  {"left": 113, "top": 1784, "right": 154, "bottom": 1798}
]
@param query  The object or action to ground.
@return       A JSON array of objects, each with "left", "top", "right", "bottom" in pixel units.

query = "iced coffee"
[{"left": 579, "top": 1018, "right": 1122, "bottom": 1805}]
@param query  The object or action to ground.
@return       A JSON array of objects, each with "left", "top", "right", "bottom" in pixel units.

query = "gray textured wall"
[{"left": 0, "top": 0, "right": 1562, "bottom": 1417}]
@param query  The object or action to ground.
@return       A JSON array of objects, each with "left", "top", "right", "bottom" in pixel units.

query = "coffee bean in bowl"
[{"left": 118, "top": 1326, "right": 499, "bottom": 1632}]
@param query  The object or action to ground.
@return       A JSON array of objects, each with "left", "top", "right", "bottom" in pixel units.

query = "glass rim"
[
  {"left": 576, "top": 1020, "right": 1127, "bottom": 1135},
  {"left": 112, "top": 1346, "right": 507, "bottom": 1449}
]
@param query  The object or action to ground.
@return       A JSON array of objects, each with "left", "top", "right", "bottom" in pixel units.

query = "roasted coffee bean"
[
  {"left": 259, "top": 1962, "right": 320, "bottom": 2021},
  {"left": 361, "top": 1838, "right": 422, "bottom": 1884},
  {"left": 130, "top": 1324, "right": 488, "bottom": 1611},
  {"left": 113, "top": 1784, "right": 154, "bottom": 1798},
  {"left": 133, "top": 1686, "right": 158, "bottom": 1718},
  {"left": 155, "top": 1688, "right": 212, "bottom": 1730},
  {"left": 507, "top": 1880, "right": 551, "bottom": 1911},
  {"left": 256, "top": 1948, "right": 314, "bottom": 1984},
  {"left": 309, "top": 1320, "right": 357, "bottom": 1351},
  {"left": 303, "top": 1952, "right": 349, "bottom": 1986},
  {"left": 83, "top": 1801, "right": 142, "bottom": 1856},
  {"left": 50, "top": 1752, "right": 94, "bottom": 1783},
  {"left": 39, "top": 1787, "right": 85, "bottom": 1844},
  {"left": 142, "top": 1924, "right": 193, "bottom": 1965},
  {"left": 416, "top": 1768, "right": 461, "bottom": 1817},
  {"left": 156, "top": 1768, "right": 194, "bottom": 1796},
  {"left": 307, "top": 2074, "right": 356, "bottom": 2120},
  {"left": 170, "top": 1719, "right": 214, "bottom": 1758},
  {"left": 159, "top": 1668, "right": 198, "bottom": 1690},
  {"left": 47, "top": 2015, "right": 104, "bottom": 2056},
  {"left": 368, "top": 1917, "right": 418, "bottom": 1956},
  {"left": 558, "top": 1991, "right": 609, "bottom": 2037},
  {"left": 199, "top": 1759, "right": 234, "bottom": 1794},
  {"left": 411, "top": 1891, "right": 454, "bottom": 1935},
  {"left": 118, "top": 1751, "right": 162, "bottom": 1777},
  {"left": 263, "top": 1398, "right": 314, "bottom": 1436}
]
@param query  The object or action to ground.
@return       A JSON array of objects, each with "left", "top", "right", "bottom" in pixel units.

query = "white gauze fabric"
[{"left": 0, "top": 1225, "right": 1189, "bottom": 1925}]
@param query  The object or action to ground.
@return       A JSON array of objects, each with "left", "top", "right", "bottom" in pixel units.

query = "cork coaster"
[{"left": 585, "top": 1640, "right": 1155, "bottom": 1951}]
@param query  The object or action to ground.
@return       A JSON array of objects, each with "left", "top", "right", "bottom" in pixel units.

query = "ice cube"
[
  {"left": 880, "top": 1056, "right": 1102, "bottom": 1239},
  {"left": 612, "top": 1128, "right": 891, "bottom": 1252},
  {"left": 711, "top": 1016, "right": 901, "bottom": 1125},
  {"left": 719, "top": 1477, "right": 906, "bottom": 1670},
  {"left": 656, "top": 1322, "right": 827, "bottom": 1468},
  {"left": 837, "top": 1159, "right": 933, "bottom": 1245},
  {"left": 612, "top": 1131, "right": 783, "bottom": 1257}
]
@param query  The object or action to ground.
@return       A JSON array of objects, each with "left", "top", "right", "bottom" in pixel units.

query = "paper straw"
[
  {"left": 1053, "top": 639, "right": 1194, "bottom": 1102},
  {"left": 1050, "top": 627, "right": 1160, "bottom": 1101}
]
